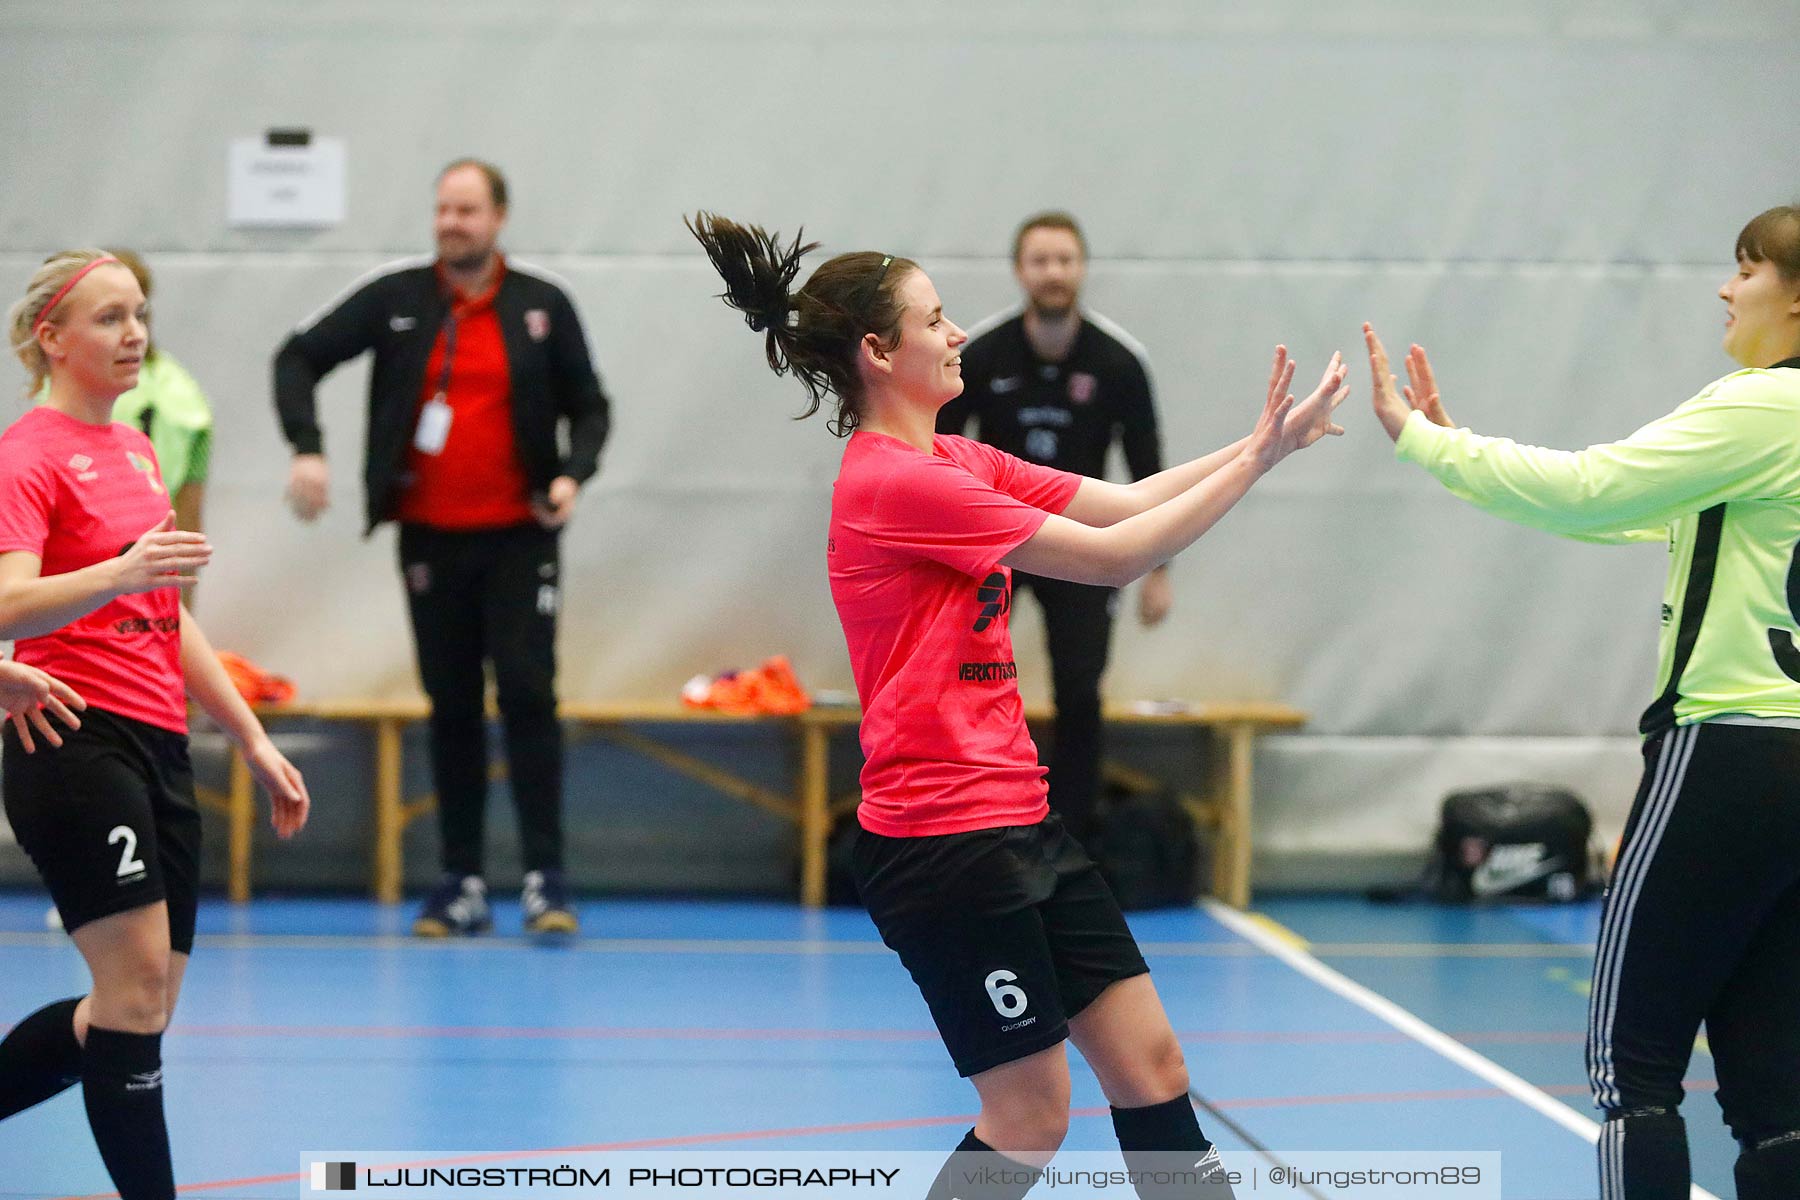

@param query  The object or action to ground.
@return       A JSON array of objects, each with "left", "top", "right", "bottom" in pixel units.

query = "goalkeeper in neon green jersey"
[{"left": 1368, "top": 205, "right": 1800, "bottom": 1200}]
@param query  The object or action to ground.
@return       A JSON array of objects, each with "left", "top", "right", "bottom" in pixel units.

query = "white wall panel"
[{"left": 3, "top": 1, "right": 1795, "bottom": 875}]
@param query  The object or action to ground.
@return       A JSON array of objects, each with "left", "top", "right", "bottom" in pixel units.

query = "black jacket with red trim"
[{"left": 273, "top": 257, "right": 610, "bottom": 534}]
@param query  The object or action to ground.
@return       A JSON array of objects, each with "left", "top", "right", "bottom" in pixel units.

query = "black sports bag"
[{"left": 1428, "top": 784, "right": 1596, "bottom": 903}]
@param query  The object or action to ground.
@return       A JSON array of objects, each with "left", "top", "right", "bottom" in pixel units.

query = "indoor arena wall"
[{"left": 3, "top": 2, "right": 1795, "bottom": 885}]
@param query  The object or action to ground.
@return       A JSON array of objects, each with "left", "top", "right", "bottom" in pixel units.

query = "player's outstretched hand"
[
  {"left": 1285, "top": 351, "right": 1349, "bottom": 451},
  {"left": 1364, "top": 323, "right": 1411, "bottom": 441},
  {"left": 1243, "top": 346, "right": 1298, "bottom": 472},
  {"left": 1245, "top": 347, "right": 1347, "bottom": 472},
  {"left": 1365, "top": 324, "right": 1454, "bottom": 442},
  {"left": 1403, "top": 342, "right": 1452, "bottom": 428}
]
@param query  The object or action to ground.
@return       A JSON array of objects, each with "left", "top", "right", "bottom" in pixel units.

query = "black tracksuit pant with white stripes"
[{"left": 1588, "top": 721, "right": 1800, "bottom": 1199}]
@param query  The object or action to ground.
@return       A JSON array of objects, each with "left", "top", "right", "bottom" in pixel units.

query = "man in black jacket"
[
  {"left": 273, "top": 158, "right": 609, "bottom": 937},
  {"left": 937, "top": 211, "right": 1169, "bottom": 841}
]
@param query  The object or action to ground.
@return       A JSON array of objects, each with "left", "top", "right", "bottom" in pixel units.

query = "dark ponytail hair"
[{"left": 687, "top": 212, "right": 916, "bottom": 436}]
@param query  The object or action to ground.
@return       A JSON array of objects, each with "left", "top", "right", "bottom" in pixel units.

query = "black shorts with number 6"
[
  {"left": 2, "top": 706, "right": 201, "bottom": 953},
  {"left": 853, "top": 811, "right": 1149, "bottom": 1077}
]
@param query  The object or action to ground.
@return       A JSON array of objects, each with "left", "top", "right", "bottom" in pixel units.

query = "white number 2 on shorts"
[
  {"left": 984, "top": 969, "right": 1029, "bottom": 1018},
  {"left": 108, "top": 826, "right": 146, "bottom": 879}
]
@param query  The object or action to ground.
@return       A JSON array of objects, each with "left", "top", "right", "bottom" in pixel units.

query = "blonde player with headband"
[{"left": 0, "top": 251, "right": 312, "bottom": 1199}]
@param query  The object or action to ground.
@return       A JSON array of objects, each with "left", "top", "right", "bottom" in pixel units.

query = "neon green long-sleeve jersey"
[{"left": 1395, "top": 361, "right": 1800, "bottom": 733}]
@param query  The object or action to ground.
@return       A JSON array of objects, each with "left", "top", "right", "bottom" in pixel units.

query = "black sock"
[
  {"left": 1735, "top": 1130, "right": 1800, "bottom": 1200},
  {"left": 0, "top": 997, "right": 83, "bottom": 1120},
  {"left": 81, "top": 1027, "right": 174, "bottom": 1200},
  {"left": 1112, "top": 1096, "right": 1235, "bottom": 1198},
  {"left": 1599, "top": 1109, "right": 1689, "bottom": 1200},
  {"left": 925, "top": 1128, "right": 1044, "bottom": 1200}
]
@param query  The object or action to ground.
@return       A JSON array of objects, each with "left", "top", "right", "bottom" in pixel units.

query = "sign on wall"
[{"left": 227, "top": 130, "right": 346, "bottom": 228}]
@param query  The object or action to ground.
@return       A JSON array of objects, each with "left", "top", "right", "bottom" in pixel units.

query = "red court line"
[
  {"left": 50, "top": 1080, "right": 1719, "bottom": 1199},
  {"left": 164, "top": 1023, "right": 1401, "bottom": 1044},
  {"left": 146, "top": 1023, "right": 1579, "bottom": 1044},
  {"left": 169, "top": 1023, "right": 940, "bottom": 1042}
]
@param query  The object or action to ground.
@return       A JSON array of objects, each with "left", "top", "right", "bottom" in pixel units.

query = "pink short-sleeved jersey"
[
  {"left": 828, "top": 432, "right": 1081, "bottom": 837},
  {"left": 0, "top": 407, "right": 185, "bottom": 733}
]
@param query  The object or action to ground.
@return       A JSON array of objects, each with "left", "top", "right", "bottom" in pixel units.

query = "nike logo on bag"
[{"left": 1470, "top": 844, "right": 1564, "bottom": 896}]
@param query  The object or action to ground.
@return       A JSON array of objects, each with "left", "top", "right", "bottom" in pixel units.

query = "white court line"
[{"left": 1203, "top": 900, "right": 1722, "bottom": 1200}]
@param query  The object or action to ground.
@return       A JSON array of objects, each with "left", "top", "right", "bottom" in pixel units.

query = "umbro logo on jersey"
[
  {"left": 972, "top": 571, "right": 1010, "bottom": 632},
  {"left": 68, "top": 453, "right": 99, "bottom": 481},
  {"left": 389, "top": 315, "right": 418, "bottom": 331},
  {"left": 989, "top": 376, "right": 1022, "bottom": 394}
]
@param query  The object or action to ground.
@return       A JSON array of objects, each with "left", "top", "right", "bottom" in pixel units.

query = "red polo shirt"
[{"left": 394, "top": 260, "right": 536, "bottom": 529}]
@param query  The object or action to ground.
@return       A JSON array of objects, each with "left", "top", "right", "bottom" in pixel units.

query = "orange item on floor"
[
  {"left": 217, "top": 651, "right": 297, "bottom": 705},
  {"left": 680, "top": 655, "right": 811, "bottom": 715}
]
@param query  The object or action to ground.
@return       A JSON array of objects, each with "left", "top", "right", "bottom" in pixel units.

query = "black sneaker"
[
  {"left": 412, "top": 873, "right": 492, "bottom": 937},
  {"left": 522, "top": 869, "right": 579, "bottom": 936}
]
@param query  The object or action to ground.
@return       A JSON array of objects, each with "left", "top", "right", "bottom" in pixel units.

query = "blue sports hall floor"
[{"left": 0, "top": 892, "right": 1732, "bottom": 1198}]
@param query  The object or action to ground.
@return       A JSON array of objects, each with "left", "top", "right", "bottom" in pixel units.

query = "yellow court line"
[{"left": 1241, "top": 910, "right": 1311, "bottom": 951}]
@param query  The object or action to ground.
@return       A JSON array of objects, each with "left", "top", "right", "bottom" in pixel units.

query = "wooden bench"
[{"left": 201, "top": 699, "right": 1304, "bottom": 909}]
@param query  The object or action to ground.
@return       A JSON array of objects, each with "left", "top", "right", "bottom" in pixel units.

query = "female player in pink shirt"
[
  {"left": 692, "top": 214, "right": 1345, "bottom": 1199},
  {"left": 0, "top": 250, "right": 311, "bottom": 1200}
]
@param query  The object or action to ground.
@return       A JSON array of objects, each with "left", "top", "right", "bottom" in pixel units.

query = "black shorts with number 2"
[
  {"left": 853, "top": 811, "right": 1149, "bottom": 1077},
  {"left": 3, "top": 706, "right": 201, "bottom": 953}
]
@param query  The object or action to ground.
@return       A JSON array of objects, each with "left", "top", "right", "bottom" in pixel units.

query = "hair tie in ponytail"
[{"left": 748, "top": 300, "right": 790, "bottom": 334}]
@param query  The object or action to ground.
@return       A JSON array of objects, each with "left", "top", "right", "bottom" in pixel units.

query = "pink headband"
[{"left": 33, "top": 255, "right": 121, "bottom": 332}]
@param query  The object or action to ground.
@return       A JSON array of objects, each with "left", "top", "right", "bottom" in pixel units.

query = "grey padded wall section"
[{"left": 3, "top": 1, "right": 1797, "bottom": 873}]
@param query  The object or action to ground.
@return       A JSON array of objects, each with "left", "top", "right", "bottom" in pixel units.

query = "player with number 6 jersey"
[
  {"left": 0, "top": 250, "right": 311, "bottom": 1200},
  {"left": 690, "top": 212, "right": 1345, "bottom": 1200},
  {"left": 1366, "top": 205, "right": 1800, "bottom": 1200}
]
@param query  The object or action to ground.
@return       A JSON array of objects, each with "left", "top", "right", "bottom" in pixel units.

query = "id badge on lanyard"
[{"left": 413, "top": 315, "right": 457, "bottom": 455}]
